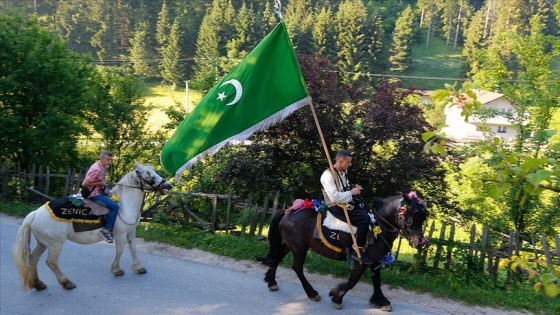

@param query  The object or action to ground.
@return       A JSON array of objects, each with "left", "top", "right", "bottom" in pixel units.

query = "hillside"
[{"left": 403, "top": 34, "right": 465, "bottom": 90}]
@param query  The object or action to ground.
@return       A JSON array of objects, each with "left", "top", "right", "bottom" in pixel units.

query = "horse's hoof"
[
  {"left": 62, "top": 281, "right": 76, "bottom": 290},
  {"left": 268, "top": 284, "right": 279, "bottom": 291},
  {"left": 114, "top": 270, "right": 125, "bottom": 277},
  {"left": 380, "top": 305, "right": 392, "bottom": 312},
  {"left": 309, "top": 295, "right": 321, "bottom": 302},
  {"left": 136, "top": 268, "right": 147, "bottom": 274},
  {"left": 34, "top": 282, "right": 47, "bottom": 291},
  {"left": 332, "top": 302, "right": 343, "bottom": 309}
]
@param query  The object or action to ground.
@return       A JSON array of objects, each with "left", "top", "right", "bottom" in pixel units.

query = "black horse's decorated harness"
[{"left": 371, "top": 191, "right": 429, "bottom": 249}]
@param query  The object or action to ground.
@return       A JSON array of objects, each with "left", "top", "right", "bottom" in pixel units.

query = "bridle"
[
  {"left": 371, "top": 193, "right": 427, "bottom": 242},
  {"left": 395, "top": 197, "right": 427, "bottom": 238},
  {"left": 114, "top": 169, "right": 167, "bottom": 193},
  {"left": 134, "top": 168, "right": 168, "bottom": 192},
  {"left": 114, "top": 168, "right": 168, "bottom": 226}
]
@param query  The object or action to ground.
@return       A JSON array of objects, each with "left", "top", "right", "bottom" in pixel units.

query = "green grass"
[
  {"left": 0, "top": 200, "right": 41, "bottom": 217},
  {"left": 143, "top": 83, "right": 204, "bottom": 132},
  {"left": 403, "top": 34, "right": 465, "bottom": 90}
]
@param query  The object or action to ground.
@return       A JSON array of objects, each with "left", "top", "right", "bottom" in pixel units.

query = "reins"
[
  {"left": 371, "top": 198, "right": 403, "bottom": 234},
  {"left": 370, "top": 197, "right": 415, "bottom": 247},
  {"left": 113, "top": 170, "right": 167, "bottom": 226}
]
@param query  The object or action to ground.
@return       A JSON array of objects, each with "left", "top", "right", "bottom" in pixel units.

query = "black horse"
[{"left": 257, "top": 191, "right": 429, "bottom": 311}]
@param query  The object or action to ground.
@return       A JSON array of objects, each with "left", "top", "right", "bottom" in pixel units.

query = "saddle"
[
  {"left": 45, "top": 197, "right": 108, "bottom": 232},
  {"left": 314, "top": 210, "right": 377, "bottom": 253}
]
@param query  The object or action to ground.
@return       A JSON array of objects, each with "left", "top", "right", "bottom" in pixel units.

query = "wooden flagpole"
[
  {"left": 273, "top": 0, "right": 361, "bottom": 261},
  {"left": 308, "top": 101, "right": 361, "bottom": 260}
]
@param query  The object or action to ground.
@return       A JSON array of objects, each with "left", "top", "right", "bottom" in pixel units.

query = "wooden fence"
[
  {"left": 419, "top": 220, "right": 560, "bottom": 282},
  {"left": 1, "top": 163, "right": 84, "bottom": 200},
  {"left": 0, "top": 164, "right": 283, "bottom": 237},
  {"left": 2, "top": 164, "right": 558, "bottom": 285}
]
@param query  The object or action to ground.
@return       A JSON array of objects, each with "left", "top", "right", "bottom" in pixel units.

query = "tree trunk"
[
  {"left": 426, "top": 1, "right": 434, "bottom": 48},
  {"left": 453, "top": 0, "right": 463, "bottom": 50},
  {"left": 484, "top": 0, "right": 492, "bottom": 38}
]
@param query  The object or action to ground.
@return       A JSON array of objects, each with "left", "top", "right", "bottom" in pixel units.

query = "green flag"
[{"left": 161, "top": 22, "right": 310, "bottom": 181}]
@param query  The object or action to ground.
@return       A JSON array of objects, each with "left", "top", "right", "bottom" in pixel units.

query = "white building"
[{"left": 424, "top": 90, "right": 522, "bottom": 142}]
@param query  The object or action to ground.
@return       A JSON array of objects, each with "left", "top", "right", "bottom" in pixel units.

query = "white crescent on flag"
[{"left": 219, "top": 79, "right": 243, "bottom": 106}]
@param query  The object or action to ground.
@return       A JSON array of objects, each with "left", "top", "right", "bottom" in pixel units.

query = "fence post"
[
  {"left": 444, "top": 222, "right": 456, "bottom": 270},
  {"left": 211, "top": 195, "right": 218, "bottom": 233},
  {"left": 63, "top": 169, "right": 72, "bottom": 197},
  {"left": 240, "top": 192, "right": 254, "bottom": 236},
  {"left": 505, "top": 230, "right": 515, "bottom": 285},
  {"left": 541, "top": 234, "right": 554, "bottom": 268},
  {"left": 395, "top": 236, "right": 403, "bottom": 260},
  {"left": 225, "top": 191, "right": 232, "bottom": 234},
  {"left": 257, "top": 193, "right": 271, "bottom": 236},
  {"left": 479, "top": 225, "right": 490, "bottom": 272},
  {"left": 22, "top": 165, "right": 26, "bottom": 201},
  {"left": 433, "top": 221, "right": 447, "bottom": 271},
  {"left": 555, "top": 233, "right": 560, "bottom": 265},
  {"left": 422, "top": 221, "right": 436, "bottom": 262},
  {"left": 37, "top": 164, "right": 41, "bottom": 189},
  {"left": 45, "top": 165, "right": 50, "bottom": 197},
  {"left": 1, "top": 164, "right": 8, "bottom": 196},
  {"left": 271, "top": 190, "right": 280, "bottom": 216},
  {"left": 531, "top": 233, "right": 539, "bottom": 264},
  {"left": 469, "top": 224, "right": 476, "bottom": 257}
]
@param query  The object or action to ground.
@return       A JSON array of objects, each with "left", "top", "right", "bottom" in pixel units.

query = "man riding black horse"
[{"left": 320, "top": 149, "right": 374, "bottom": 265}]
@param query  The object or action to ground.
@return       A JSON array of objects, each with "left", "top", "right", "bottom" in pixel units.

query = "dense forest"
[
  {"left": 1, "top": 0, "right": 557, "bottom": 90},
  {"left": 1, "top": 0, "right": 560, "bottom": 237}
]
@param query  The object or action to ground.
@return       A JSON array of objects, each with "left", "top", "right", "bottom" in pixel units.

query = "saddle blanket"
[
  {"left": 46, "top": 199, "right": 101, "bottom": 224},
  {"left": 323, "top": 211, "right": 357, "bottom": 234},
  {"left": 314, "top": 211, "right": 355, "bottom": 253}
]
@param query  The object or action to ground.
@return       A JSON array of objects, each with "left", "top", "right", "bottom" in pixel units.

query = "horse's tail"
[
  {"left": 13, "top": 211, "right": 37, "bottom": 291},
  {"left": 256, "top": 210, "right": 285, "bottom": 267}
]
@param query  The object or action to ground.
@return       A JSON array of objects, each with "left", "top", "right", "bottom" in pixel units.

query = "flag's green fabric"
[{"left": 161, "top": 22, "right": 311, "bottom": 181}]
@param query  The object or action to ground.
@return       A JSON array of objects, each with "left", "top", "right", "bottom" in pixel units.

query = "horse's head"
[
  {"left": 134, "top": 161, "right": 173, "bottom": 194},
  {"left": 398, "top": 190, "right": 429, "bottom": 250}
]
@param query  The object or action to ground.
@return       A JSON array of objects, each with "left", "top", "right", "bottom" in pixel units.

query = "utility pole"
[{"left": 185, "top": 80, "right": 189, "bottom": 114}]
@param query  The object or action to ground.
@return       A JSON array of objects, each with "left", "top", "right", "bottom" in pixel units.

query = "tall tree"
[
  {"left": 89, "top": 0, "right": 133, "bottom": 62},
  {"left": 156, "top": 0, "right": 171, "bottom": 48},
  {"left": 129, "top": 21, "right": 158, "bottom": 78},
  {"left": 258, "top": 0, "right": 278, "bottom": 38},
  {"left": 462, "top": 8, "right": 488, "bottom": 76},
  {"left": 53, "top": 0, "right": 97, "bottom": 55},
  {"left": 334, "top": 0, "right": 368, "bottom": 85},
  {"left": 284, "top": 0, "right": 314, "bottom": 54},
  {"left": 388, "top": 5, "right": 417, "bottom": 72},
  {"left": 364, "top": 9, "right": 387, "bottom": 77},
  {"left": 311, "top": 5, "right": 336, "bottom": 57},
  {"left": 160, "top": 19, "right": 185, "bottom": 87},
  {"left": 0, "top": 13, "right": 95, "bottom": 170},
  {"left": 176, "top": 1, "right": 206, "bottom": 81},
  {"left": 192, "top": 0, "right": 235, "bottom": 91},
  {"left": 224, "top": 2, "right": 257, "bottom": 73}
]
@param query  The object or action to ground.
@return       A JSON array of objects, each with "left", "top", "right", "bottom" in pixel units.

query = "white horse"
[{"left": 12, "top": 161, "right": 172, "bottom": 291}]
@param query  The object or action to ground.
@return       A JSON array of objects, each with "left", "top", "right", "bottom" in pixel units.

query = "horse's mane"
[
  {"left": 372, "top": 194, "right": 401, "bottom": 206},
  {"left": 372, "top": 194, "right": 402, "bottom": 215},
  {"left": 116, "top": 170, "right": 135, "bottom": 185},
  {"left": 112, "top": 169, "right": 137, "bottom": 194}
]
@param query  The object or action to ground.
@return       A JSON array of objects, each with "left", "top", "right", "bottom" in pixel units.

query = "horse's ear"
[{"left": 134, "top": 161, "right": 144, "bottom": 170}]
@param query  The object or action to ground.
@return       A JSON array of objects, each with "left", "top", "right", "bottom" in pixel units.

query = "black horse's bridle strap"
[{"left": 371, "top": 197, "right": 410, "bottom": 238}]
